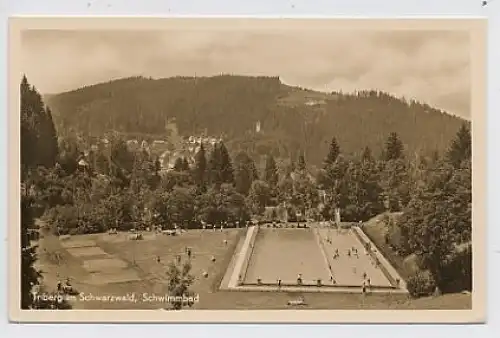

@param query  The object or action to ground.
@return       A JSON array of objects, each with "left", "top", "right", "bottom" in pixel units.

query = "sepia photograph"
[{"left": 8, "top": 17, "right": 486, "bottom": 323}]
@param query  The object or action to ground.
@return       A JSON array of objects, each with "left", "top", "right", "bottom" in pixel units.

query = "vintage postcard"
[{"left": 8, "top": 17, "right": 487, "bottom": 323}]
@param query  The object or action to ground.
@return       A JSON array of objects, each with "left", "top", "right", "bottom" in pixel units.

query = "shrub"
[
  {"left": 402, "top": 254, "right": 423, "bottom": 275},
  {"left": 46, "top": 205, "right": 79, "bottom": 235},
  {"left": 407, "top": 270, "right": 437, "bottom": 298},
  {"left": 438, "top": 244, "right": 472, "bottom": 293}
]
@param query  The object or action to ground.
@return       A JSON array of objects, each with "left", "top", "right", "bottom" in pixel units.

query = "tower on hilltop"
[{"left": 256, "top": 120, "right": 261, "bottom": 133}]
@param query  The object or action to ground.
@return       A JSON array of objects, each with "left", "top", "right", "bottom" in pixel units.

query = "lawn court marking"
[
  {"left": 66, "top": 246, "right": 108, "bottom": 258},
  {"left": 83, "top": 258, "right": 129, "bottom": 272},
  {"left": 84, "top": 270, "right": 142, "bottom": 285},
  {"left": 60, "top": 239, "right": 97, "bottom": 248}
]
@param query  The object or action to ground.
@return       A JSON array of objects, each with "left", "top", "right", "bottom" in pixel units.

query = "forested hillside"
[{"left": 45, "top": 75, "right": 467, "bottom": 166}]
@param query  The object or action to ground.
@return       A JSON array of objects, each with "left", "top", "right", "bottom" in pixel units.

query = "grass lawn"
[{"left": 36, "top": 228, "right": 245, "bottom": 309}]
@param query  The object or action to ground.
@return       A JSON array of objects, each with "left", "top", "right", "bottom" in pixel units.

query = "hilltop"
[{"left": 45, "top": 75, "right": 467, "bottom": 166}]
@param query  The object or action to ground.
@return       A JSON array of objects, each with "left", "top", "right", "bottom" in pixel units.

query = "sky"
[{"left": 21, "top": 28, "right": 470, "bottom": 118}]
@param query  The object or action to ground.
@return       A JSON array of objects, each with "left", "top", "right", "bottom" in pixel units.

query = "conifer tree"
[
  {"left": 173, "top": 157, "right": 185, "bottom": 172},
  {"left": 20, "top": 195, "right": 40, "bottom": 309},
  {"left": 328, "top": 155, "right": 350, "bottom": 210},
  {"left": 219, "top": 142, "right": 234, "bottom": 184},
  {"left": 297, "top": 152, "right": 306, "bottom": 172},
  {"left": 447, "top": 122, "right": 472, "bottom": 168},
  {"left": 234, "top": 151, "right": 258, "bottom": 195},
  {"left": 39, "top": 106, "right": 59, "bottom": 167},
  {"left": 207, "top": 143, "right": 222, "bottom": 186},
  {"left": 57, "top": 135, "right": 81, "bottom": 175},
  {"left": 355, "top": 155, "right": 385, "bottom": 220},
  {"left": 324, "top": 137, "right": 340, "bottom": 167},
  {"left": 361, "top": 146, "right": 373, "bottom": 163},
  {"left": 384, "top": 132, "right": 405, "bottom": 161},
  {"left": 247, "top": 180, "right": 271, "bottom": 215},
  {"left": 290, "top": 158, "right": 296, "bottom": 173},
  {"left": 380, "top": 132, "right": 409, "bottom": 211},
  {"left": 21, "top": 76, "right": 35, "bottom": 178},
  {"left": 20, "top": 75, "right": 59, "bottom": 172},
  {"left": 264, "top": 154, "right": 279, "bottom": 187},
  {"left": 381, "top": 158, "right": 410, "bottom": 212},
  {"left": 20, "top": 76, "right": 41, "bottom": 308},
  {"left": 154, "top": 156, "right": 162, "bottom": 174},
  {"left": 182, "top": 157, "right": 190, "bottom": 171},
  {"left": 193, "top": 144, "right": 207, "bottom": 189}
]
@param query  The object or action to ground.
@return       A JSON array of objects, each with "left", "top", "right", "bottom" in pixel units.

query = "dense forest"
[
  {"left": 20, "top": 76, "right": 71, "bottom": 309},
  {"left": 45, "top": 75, "right": 467, "bottom": 166},
  {"left": 22, "top": 74, "right": 472, "bottom": 308}
]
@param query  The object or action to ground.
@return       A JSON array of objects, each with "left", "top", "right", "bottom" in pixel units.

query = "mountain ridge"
[{"left": 44, "top": 75, "right": 467, "bottom": 166}]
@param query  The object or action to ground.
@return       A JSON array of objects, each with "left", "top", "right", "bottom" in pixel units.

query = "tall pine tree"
[
  {"left": 234, "top": 151, "right": 258, "bottom": 195},
  {"left": 207, "top": 143, "right": 223, "bottom": 186},
  {"left": 264, "top": 155, "right": 279, "bottom": 187},
  {"left": 193, "top": 144, "right": 207, "bottom": 189},
  {"left": 324, "top": 137, "right": 340, "bottom": 167},
  {"left": 21, "top": 76, "right": 35, "bottom": 178},
  {"left": 361, "top": 146, "right": 373, "bottom": 163},
  {"left": 384, "top": 132, "right": 404, "bottom": 161},
  {"left": 381, "top": 158, "right": 410, "bottom": 212},
  {"left": 20, "top": 75, "right": 59, "bottom": 174},
  {"left": 447, "top": 122, "right": 472, "bottom": 168},
  {"left": 40, "top": 106, "right": 59, "bottom": 167},
  {"left": 219, "top": 142, "right": 234, "bottom": 184},
  {"left": 297, "top": 152, "right": 306, "bottom": 172},
  {"left": 381, "top": 132, "right": 408, "bottom": 211}
]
